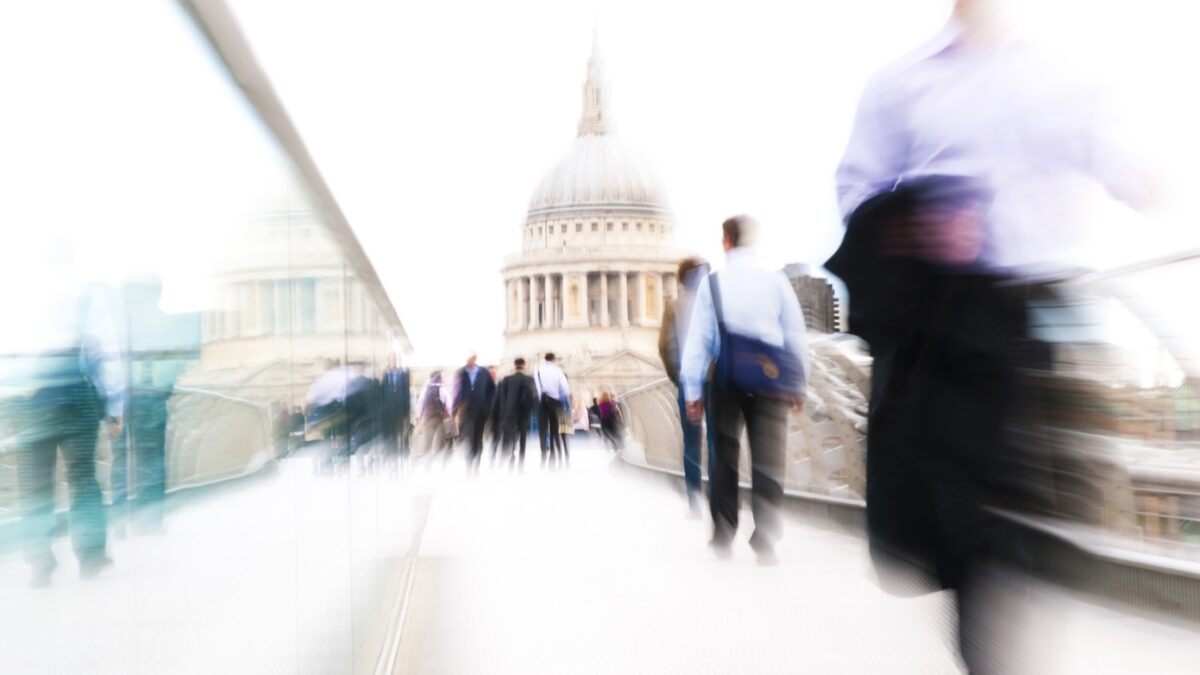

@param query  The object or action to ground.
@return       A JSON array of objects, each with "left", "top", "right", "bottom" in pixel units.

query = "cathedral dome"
[
  {"left": 528, "top": 134, "right": 666, "bottom": 214},
  {"left": 526, "top": 38, "right": 667, "bottom": 218}
]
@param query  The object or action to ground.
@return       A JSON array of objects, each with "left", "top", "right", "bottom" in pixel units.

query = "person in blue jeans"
[{"left": 658, "top": 257, "right": 716, "bottom": 514}]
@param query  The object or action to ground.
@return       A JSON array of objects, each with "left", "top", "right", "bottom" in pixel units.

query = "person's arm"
[
  {"left": 835, "top": 74, "right": 907, "bottom": 222},
  {"left": 680, "top": 278, "right": 718, "bottom": 404},
  {"left": 491, "top": 380, "right": 503, "bottom": 420},
  {"left": 415, "top": 387, "right": 427, "bottom": 425},
  {"left": 81, "top": 287, "right": 126, "bottom": 422}
]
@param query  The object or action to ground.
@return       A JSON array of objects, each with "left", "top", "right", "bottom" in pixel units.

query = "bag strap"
[{"left": 709, "top": 272, "right": 727, "bottom": 338}]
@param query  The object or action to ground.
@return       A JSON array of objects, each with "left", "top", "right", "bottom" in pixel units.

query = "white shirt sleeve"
[
  {"left": 558, "top": 367, "right": 571, "bottom": 401},
  {"left": 680, "top": 277, "right": 719, "bottom": 402},
  {"left": 81, "top": 288, "right": 126, "bottom": 418},
  {"left": 835, "top": 74, "right": 907, "bottom": 220}
]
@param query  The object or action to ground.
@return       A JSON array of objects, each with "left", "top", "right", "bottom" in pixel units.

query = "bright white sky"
[
  {"left": 223, "top": 0, "right": 1200, "bottom": 366},
  {"left": 223, "top": 0, "right": 958, "bottom": 366},
  {"left": 2, "top": 1, "right": 1197, "bottom": 366}
]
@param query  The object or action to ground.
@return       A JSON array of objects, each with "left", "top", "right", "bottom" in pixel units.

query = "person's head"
[
  {"left": 600, "top": 391, "right": 612, "bottom": 404},
  {"left": 387, "top": 353, "right": 397, "bottom": 369},
  {"left": 514, "top": 357, "right": 526, "bottom": 372},
  {"left": 953, "top": 0, "right": 1017, "bottom": 44},
  {"left": 592, "top": 397, "right": 598, "bottom": 405},
  {"left": 721, "top": 215, "right": 758, "bottom": 251},
  {"left": 677, "top": 257, "right": 708, "bottom": 289},
  {"left": 544, "top": 353, "right": 556, "bottom": 363},
  {"left": 466, "top": 352, "right": 478, "bottom": 369},
  {"left": 429, "top": 371, "right": 442, "bottom": 385}
]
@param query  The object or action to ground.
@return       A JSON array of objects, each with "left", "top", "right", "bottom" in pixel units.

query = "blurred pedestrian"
[
  {"left": 659, "top": 256, "right": 717, "bottom": 514},
  {"left": 492, "top": 357, "right": 537, "bottom": 470},
  {"left": 597, "top": 391, "right": 624, "bottom": 452},
  {"left": 571, "top": 396, "right": 589, "bottom": 438},
  {"left": 416, "top": 371, "right": 449, "bottom": 461},
  {"left": 827, "top": 1, "right": 1155, "bottom": 669},
  {"left": 381, "top": 353, "right": 411, "bottom": 469},
  {"left": 1, "top": 257, "right": 126, "bottom": 585},
  {"left": 452, "top": 353, "right": 495, "bottom": 474},
  {"left": 534, "top": 352, "right": 570, "bottom": 468},
  {"left": 557, "top": 394, "right": 574, "bottom": 465},
  {"left": 588, "top": 398, "right": 602, "bottom": 438},
  {"left": 681, "top": 216, "right": 809, "bottom": 565},
  {"left": 115, "top": 275, "right": 196, "bottom": 534}
]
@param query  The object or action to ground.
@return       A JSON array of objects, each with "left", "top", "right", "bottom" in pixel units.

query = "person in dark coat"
[
  {"left": 492, "top": 358, "right": 537, "bottom": 470},
  {"left": 381, "top": 353, "right": 411, "bottom": 465},
  {"left": 113, "top": 275, "right": 198, "bottom": 533},
  {"left": 452, "top": 353, "right": 496, "bottom": 474}
]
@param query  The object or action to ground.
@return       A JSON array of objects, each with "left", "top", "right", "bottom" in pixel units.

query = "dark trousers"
[
  {"left": 463, "top": 410, "right": 487, "bottom": 468},
  {"left": 537, "top": 396, "right": 562, "bottom": 463},
  {"left": 863, "top": 275, "right": 1037, "bottom": 674},
  {"left": 117, "top": 392, "right": 170, "bottom": 529},
  {"left": 130, "top": 410, "right": 167, "bottom": 528},
  {"left": 708, "top": 382, "right": 788, "bottom": 546},
  {"left": 500, "top": 420, "right": 530, "bottom": 465},
  {"left": 677, "top": 389, "right": 717, "bottom": 496},
  {"left": 110, "top": 425, "right": 129, "bottom": 506},
  {"left": 17, "top": 383, "right": 106, "bottom": 567}
]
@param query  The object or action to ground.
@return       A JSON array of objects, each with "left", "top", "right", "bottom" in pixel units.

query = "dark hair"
[
  {"left": 677, "top": 256, "right": 706, "bottom": 280},
  {"left": 722, "top": 215, "right": 756, "bottom": 248},
  {"left": 544, "top": 353, "right": 556, "bottom": 362},
  {"left": 514, "top": 358, "right": 526, "bottom": 368}
]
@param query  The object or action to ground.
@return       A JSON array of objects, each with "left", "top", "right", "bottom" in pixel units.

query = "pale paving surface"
[
  {"left": 0, "top": 454, "right": 425, "bottom": 675},
  {"left": 1, "top": 443, "right": 1197, "bottom": 674},
  {"left": 395, "top": 442, "right": 1200, "bottom": 675}
]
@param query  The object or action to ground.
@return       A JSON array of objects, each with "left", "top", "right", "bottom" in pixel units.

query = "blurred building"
[
  {"left": 501, "top": 39, "right": 684, "bottom": 397},
  {"left": 178, "top": 196, "right": 410, "bottom": 407},
  {"left": 784, "top": 264, "right": 840, "bottom": 334}
]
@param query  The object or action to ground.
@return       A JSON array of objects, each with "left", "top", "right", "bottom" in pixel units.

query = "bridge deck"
[
  {"left": 1, "top": 441, "right": 1197, "bottom": 674},
  {"left": 392, "top": 441, "right": 1200, "bottom": 674}
]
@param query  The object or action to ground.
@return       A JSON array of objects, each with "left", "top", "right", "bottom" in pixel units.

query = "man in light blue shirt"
[
  {"left": 534, "top": 353, "right": 571, "bottom": 468},
  {"left": 681, "top": 216, "right": 809, "bottom": 564}
]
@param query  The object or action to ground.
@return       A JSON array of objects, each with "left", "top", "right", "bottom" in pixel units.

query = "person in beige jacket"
[{"left": 658, "top": 257, "right": 713, "bottom": 514}]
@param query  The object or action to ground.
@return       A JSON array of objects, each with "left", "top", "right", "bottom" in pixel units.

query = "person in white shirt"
[
  {"left": 1, "top": 254, "right": 126, "bottom": 585},
  {"left": 681, "top": 216, "right": 809, "bottom": 565},
  {"left": 534, "top": 353, "right": 571, "bottom": 469},
  {"left": 829, "top": 2, "right": 1158, "bottom": 670}
]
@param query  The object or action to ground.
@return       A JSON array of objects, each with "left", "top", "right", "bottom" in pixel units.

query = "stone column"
[
  {"left": 504, "top": 279, "right": 513, "bottom": 331},
  {"left": 665, "top": 273, "right": 678, "bottom": 302},
  {"left": 579, "top": 272, "right": 589, "bottom": 327},
  {"left": 544, "top": 274, "right": 554, "bottom": 329},
  {"left": 632, "top": 272, "right": 647, "bottom": 326},
  {"left": 657, "top": 274, "right": 668, "bottom": 323},
  {"left": 618, "top": 272, "right": 630, "bottom": 327},
  {"left": 528, "top": 275, "right": 540, "bottom": 330},
  {"left": 599, "top": 272, "right": 609, "bottom": 327},
  {"left": 518, "top": 277, "right": 528, "bottom": 329}
]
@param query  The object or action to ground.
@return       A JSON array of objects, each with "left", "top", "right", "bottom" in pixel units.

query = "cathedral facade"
[{"left": 501, "top": 40, "right": 684, "bottom": 398}]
